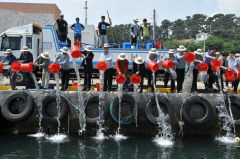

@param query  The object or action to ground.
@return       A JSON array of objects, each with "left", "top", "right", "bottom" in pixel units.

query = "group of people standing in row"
[{"left": 55, "top": 13, "right": 153, "bottom": 48}]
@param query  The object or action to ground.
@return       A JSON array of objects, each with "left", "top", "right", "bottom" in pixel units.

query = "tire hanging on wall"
[
  {"left": 182, "top": 96, "right": 213, "bottom": 127},
  {"left": 85, "top": 95, "right": 109, "bottom": 125},
  {"left": 1, "top": 92, "right": 34, "bottom": 122},
  {"left": 145, "top": 95, "right": 174, "bottom": 125},
  {"left": 42, "top": 95, "right": 69, "bottom": 124},
  {"left": 110, "top": 94, "right": 135, "bottom": 125}
]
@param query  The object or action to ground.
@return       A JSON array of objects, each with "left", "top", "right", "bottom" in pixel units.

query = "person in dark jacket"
[
  {"left": 18, "top": 46, "right": 34, "bottom": 89},
  {"left": 81, "top": 46, "right": 94, "bottom": 91},
  {"left": 133, "top": 57, "right": 146, "bottom": 93},
  {"left": 55, "top": 14, "right": 68, "bottom": 42}
]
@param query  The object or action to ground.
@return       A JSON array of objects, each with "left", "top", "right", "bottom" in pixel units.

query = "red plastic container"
[
  {"left": 74, "top": 41, "right": 82, "bottom": 48},
  {"left": 72, "top": 82, "right": 78, "bottom": 86},
  {"left": 20, "top": 63, "right": 33, "bottom": 72},
  {"left": 0, "top": 66, "right": 3, "bottom": 73},
  {"left": 97, "top": 61, "right": 108, "bottom": 71},
  {"left": 71, "top": 46, "right": 82, "bottom": 58},
  {"left": 168, "top": 60, "right": 174, "bottom": 69},
  {"left": 131, "top": 74, "right": 141, "bottom": 85},
  {"left": 155, "top": 41, "right": 163, "bottom": 49},
  {"left": 198, "top": 62, "right": 209, "bottom": 72},
  {"left": 211, "top": 59, "right": 222, "bottom": 67},
  {"left": 116, "top": 74, "right": 126, "bottom": 84},
  {"left": 48, "top": 63, "right": 61, "bottom": 73},
  {"left": 161, "top": 60, "right": 169, "bottom": 69},
  {"left": 96, "top": 83, "right": 100, "bottom": 91},
  {"left": 11, "top": 61, "right": 21, "bottom": 71},
  {"left": 238, "top": 69, "right": 240, "bottom": 79},
  {"left": 184, "top": 52, "right": 195, "bottom": 63},
  {"left": 224, "top": 70, "right": 235, "bottom": 82},
  {"left": 147, "top": 61, "right": 159, "bottom": 72}
]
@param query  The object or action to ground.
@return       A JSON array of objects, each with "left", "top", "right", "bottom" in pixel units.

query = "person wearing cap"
[
  {"left": 133, "top": 57, "right": 146, "bottom": 93},
  {"left": 233, "top": 55, "right": 240, "bottom": 93},
  {"left": 176, "top": 45, "right": 186, "bottom": 93},
  {"left": 71, "top": 17, "right": 85, "bottom": 42},
  {"left": 54, "top": 47, "right": 70, "bottom": 91},
  {"left": 33, "top": 52, "right": 50, "bottom": 89},
  {"left": 0, "top": 49, "right": 17, "bottom": 90},
  {"left": 192, "top": 49, "right": 204, "bottom": 92},
  {"left": 130, "top": 19, "right": 140, "bottom": 48},
  {"left": 235, "top": 53, "right": 240, "bottom": 58},
  {"left": 162, "top": 49, "right": 177, "bottom": 93},
  {"left": 116, "top": 53, "right": 129, "bottom": 90},
  {"left": 81, "top": 46, "right": 94, "bottom": 91},
  {"left": 100, "top": 43, "right": 113, "bottom": 91},
  {"left": 146, "top": 48, "right": 160, "bottom": 90},
  {"left": 98, "top": 16, "right": 112, "bottom": 48},
  {"left": 220, "top": 53, "right": 229, "bottom": 90},
  {"left": 55, "top": 14, "right": 68, "bottom": 42},
  {"left": 140, "top": 19, "right": 154, "bottom": 45},
  {"left": 18, "top": 46, "right": 34, "bottom": 89},
  {"left": 203, "top": 47, "right": 217, "bottom": 90}
]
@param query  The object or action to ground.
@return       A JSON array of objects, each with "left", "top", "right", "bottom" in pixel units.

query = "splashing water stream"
[
  {"left": 117, "top": 84, "right": 123, "bottom": 135},
  {"left": 182, "top": 62, "right": 194, "bottom": 93},
  {"left": 54, "top": 73, "right": 61, "bottom": 134},
  {"left": 133, "top": 84, "right": 139, "bottom": 127}
]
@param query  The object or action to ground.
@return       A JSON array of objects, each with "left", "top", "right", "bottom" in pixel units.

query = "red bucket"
[
  {"left": 168, "top": 60, "right": 174, "bottom": 69},
  {"left": 198, "top": 62, "right": 209, "bottom": 72},
  {"left": 71, "top": 46, "right": 82, "bottom": 58},
  {"left": 116, "top": 74, "right": 126, "bottom": 84},
  {"left": 184, "top": 52, "right": 195, "bottom": 63},
  {"left": 161, "top": 60, "right": 169, "bottom": 69},
  {"left": 224, "top": 70, "right": 235, "bottom": 82},
  {"left": 211, "top": 59, "right": 222, "bottom": 67},
  {"left": 48, "top": 63, "right": 61, "bottom": 73},
  {"left": 131, "top": 74, "right": 141, "bottom": 84},
  {"left": 147, "top": 61, "right": 159, "bottom": 72},
  {"left": 97, "top": 61, "right": 108, "bottom": 71},
  {"left": 0, "top": 66, "right": 3, "bottom": 73},
  {"left": 11, "top": 61, "right": 21, "bottom": 72},
  {"left": 96, "top": 83, "right": 100, "bottom": 91},
  {"left": 238, "top": 69, "right": 240, "bottom": 79},
  {"left": 20, "top": 63, "right": 33, "bottom": 72},
  {"left": 74, "top": 41, "right": 82, "bottom": 48},
  {"left": 72, "top": 82, "right": 78, "bottom": 86}
]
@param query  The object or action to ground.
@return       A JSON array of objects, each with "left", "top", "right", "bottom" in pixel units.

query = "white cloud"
[{"left": 217, "top": 0, "right": 240, "bottom": 13}]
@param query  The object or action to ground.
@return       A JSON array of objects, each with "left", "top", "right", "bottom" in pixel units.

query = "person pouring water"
[
  {"left": 133, "top": 57, "right": 146, "bottom": 93},
  {"left": 192, "top": 49, "right": 204, "bottom": 93},
  {"left": 116, "top": 53, "right": 129, "bottom": 90}
]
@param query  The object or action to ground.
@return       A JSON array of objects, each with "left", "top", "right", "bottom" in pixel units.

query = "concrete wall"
[{"left": 0, "top": 90, "right": 239, "bottom": 137}]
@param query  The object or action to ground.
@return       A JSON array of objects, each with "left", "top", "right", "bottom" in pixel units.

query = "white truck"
[{"left": 0, "top": 23, "right": 168, "bottom": 85}]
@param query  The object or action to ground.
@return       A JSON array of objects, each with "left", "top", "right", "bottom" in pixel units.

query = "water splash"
[
  {"left": 152, "top": 72, "right": 173, "bottom": 143},
  {"left": 169, "top": 68, "right": 177, "bottom": 80},
  {"left": 133, "top": 84, "right": 139, "bottom": 127},
  {"left": 216, "top": 71, "right": 235, "bottom": 141},
  {"left": 30, "top": 72, "right": 43, "bottom": 133},
  {"left": 199, "top": 71, "right": 208, "bottom": 82},
  {"left": 182, "top": 62, "right": 194, "bottom": 93},
  {"left": 28, "top": 132, "right": 45, "bottom": 138},
  {"left": 46, "top": 134, "right": 68, "bottom": 143},
  {"left": 54, "top": 73, "right": 61, "bottom": 134},
  {"left": 117, "top": 84, "right": 123, "bottom": 134},
  {"left": 216, "top": 136, "right": 237, "bottom": 144},
  {"left": 153, "top": 136, "right": 174, "bottom": 147},
  {"left": 73, "top": 59, "right": 86, "bottom": 135},
  {"left": 113, "top": 133, "right": 127, "bottom": 142}
]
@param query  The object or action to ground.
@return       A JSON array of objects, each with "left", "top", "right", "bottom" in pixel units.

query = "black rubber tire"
[
  {"left": 1, "top": 92, "right": 34, "bottom": 122},
  {"left": 227, "top": 95, "right": 240, "bottom": 127},
  {"left": 85, "top": 96, "right": 109, "bottom": 125},
  {"left": 145, "top": 95, "right": 174, "bottom": 125},
  {"left": 182, "top": 96, "right": 213, "bottom": 127},
  {"left": 42, "top": 95, "right": 69, "bottom": 124},
  {"left": 110, "top": 94, "right": 135, "bottom": 124}
]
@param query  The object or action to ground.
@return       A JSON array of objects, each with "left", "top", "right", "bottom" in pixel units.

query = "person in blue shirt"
[
  {"left": 203, "top": 47, "right": 217, "bottom": 90},
  {"left": 192, "top": 49, "right": 204, "bottom": 92},
  {"left": 71, "top": 17, "right": 85, "bottom": 42},
  {"left": 0, "top": 49, "right": 17, "bottom": 90},
  {"left": 176, "top": 45, "right": 186, "bottom": 93}
]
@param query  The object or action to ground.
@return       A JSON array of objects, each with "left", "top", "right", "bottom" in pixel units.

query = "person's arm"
[
  {"left": 173, "top": 56, "right": 178, "bottom": 65},
  {"left": 105, "top": 53, "right": 112, "bottom": 61},
  {"left": 59, "top": 55, "right": 69, "bottom": 64},
  {"left": 97, "top": 23, "right": 101, "bottom": 36},
  {"left": 70, "top": 24, "right": 75, "bottom": 31},
  {"left": 116, "top": 59, "right": 121, "bottom": 73},
  {"left": 54, "top": 54, "right": 60, "bottom": 63},
  {"left": 34, "top": 55, "right": 41, "bottom": 63},
  {"left": 82, "top": 24, "right": 85, "bottom": 30}
]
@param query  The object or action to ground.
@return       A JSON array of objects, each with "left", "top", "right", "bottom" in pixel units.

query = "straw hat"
[
  {"left": 103, "top": 43, "right": 110, "bottom": 48},
  {"left": 134, "top": 57, "right": 144, "bottom": 64},
  {"left": 41, "top": 52, "right": 50, "bottom": 59},
  {"left": 235, "top": 53, "right": 240, "bottom": 57},
  {"left": 134, "top": 18, "right": 139, "bottom": 22},
  {"left": 216, "top": 52, "right": 220, "bottom": 55},
  {"left": 149, "top": 48, "right": 158, "bottom": 54},
  {"left": 84, "top": 46, "right": 93, "bottom": 52},
  {"left": 21, "top": 46, "right": 30, "bottom": 52},
  {"left": 168, "top": 49, "right": 175, "bottom": 54},
  {"left": 60, "top": 47, "right": 69, "bottom": 53},
  {"left": 3, "top": 49, "right": 12, "bottom": 54},
  {"left": 118, "top": 53, "right": 127, "bottom": 60},
  {"left": 177, "top": 45, "right": 186, "bottom": 52},
  {"left": 194, "top": 49, "right": 204, "bottom": 55}
]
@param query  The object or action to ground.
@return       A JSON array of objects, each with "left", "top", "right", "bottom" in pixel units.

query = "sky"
[{"left": 1, "top": 0, "right": 240, "bottom": 26}]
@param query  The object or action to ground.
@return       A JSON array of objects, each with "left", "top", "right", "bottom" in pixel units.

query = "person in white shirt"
[{"left": 100, "top": 43, "right": 113, "bottom": 91}]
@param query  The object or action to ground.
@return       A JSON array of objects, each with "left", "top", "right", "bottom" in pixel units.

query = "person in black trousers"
[
  {"left": 176, "top": 45, "right": 187, "bottom": 93},
  {"left": 133, "top": 57, "right": 146, "bottom": 93},
  {"left": 81, "top": 46, "right": 94, "bottom": 91},
  {"left": 192, "top": 49, "right": 204, "bottom": 92},
  {"left": 55, "top": 14, "right": 68, "bottom": 42},
  {"left": 18, "top": 46, "right": 34, "bottom": 89}
]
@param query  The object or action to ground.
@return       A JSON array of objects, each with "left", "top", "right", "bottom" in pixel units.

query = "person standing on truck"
[
  {"left": 130, "top": 19, "right": 140, "bottom": 48},
  {"left": 18, "top": 46, "right": 34, "bottom": 89},
  {"left": 70, "top": 17, "right": 85, "bottom": 42},
  {"left": 33, "top": 52, "right": 50, "bottom": 89},
  {"left": 162, "top": 49, "right": 178, "bottom": 93},
  {"left": 81, "top": 46, "right": 94, "bottom": 91},
  {"left": 0, "top": 49, "right": 17, "bottom": 90},
  {"left": 54, "top": 47, "right": 70, "bottom": 91},
  {"left": 116, "top": 53, "right": 129, "bottom": 90},
  {"left": 133, "top": 57, "right": 146, "bottom": 93},
  {"left": 98, "top": 15, "right": 112, "bottom": 48},
  {"left": 100, "top": 43, "right": 113, "bottom": 92},
  {"left": 176, "top": 45, "right": 186, "bottom": 93},
  {"left": 146, "top": 48, "right": 160, "bottom": 91},
  {"left": 140, "top": 19, "right": 154, "bottom": 45},
  {"left": 55, "top": 13, "right": 68, "bottom": 42}
]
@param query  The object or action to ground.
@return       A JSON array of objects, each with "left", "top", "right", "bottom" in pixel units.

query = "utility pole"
[
  {"left": 153, "top": 9, "right": 156, "bottom": 41},
  {"left": 84, "top": 0, "right": 88, "bottom": 26}
]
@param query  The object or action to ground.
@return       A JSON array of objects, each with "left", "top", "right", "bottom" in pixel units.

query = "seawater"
[{"left": 0, "top": 135, "right": 240, "bottom": 159}]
